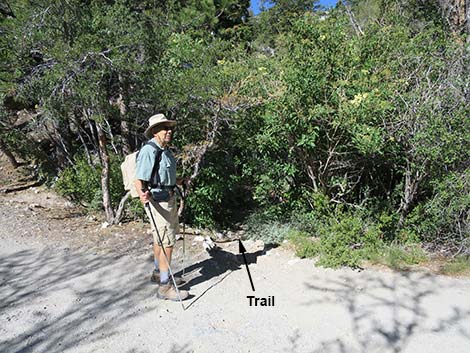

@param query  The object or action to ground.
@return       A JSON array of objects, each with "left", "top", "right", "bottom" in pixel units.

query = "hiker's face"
[{"left": 154, "top": 124, "right": 174, "bottom": 145}]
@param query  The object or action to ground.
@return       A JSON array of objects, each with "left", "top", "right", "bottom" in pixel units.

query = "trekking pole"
[{"left": 144, "top": 199, "right": 185, "bottom": 310}]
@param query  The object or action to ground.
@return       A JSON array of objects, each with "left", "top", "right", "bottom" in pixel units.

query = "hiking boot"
[
  {"left": 157, "top": 282, "right": 189, "bottom": 301},
  {"left": 150, "top": 271, "right": 185, "bottom": 286}
]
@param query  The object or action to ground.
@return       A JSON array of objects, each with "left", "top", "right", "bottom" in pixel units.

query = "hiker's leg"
[
  {"left": 153, "top": 243, "right": 161, "bottom": 270},
  {"left": 158, "top": 246, "right": 173, "bottom": 283},
  {"left": 158, "top": 246, "right": 173, "bottom": 270},
  {"left": 147, "top": 197, "right": 179, "bottom": 284}
]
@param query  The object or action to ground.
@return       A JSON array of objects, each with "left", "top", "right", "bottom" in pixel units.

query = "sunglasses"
[{"left": 159, "top": 125, "right": 175, "bottom": 131}]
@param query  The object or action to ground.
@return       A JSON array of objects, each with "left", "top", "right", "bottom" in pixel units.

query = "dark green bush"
[
  {"left": 55, "top": 155, "right": 101, "bottom": 209},
  {"left": 55, "top": 153, "right": 125, "bottom": 211},
  {"left": 406, "top": 170, "right": 470, "bottom": 255}
]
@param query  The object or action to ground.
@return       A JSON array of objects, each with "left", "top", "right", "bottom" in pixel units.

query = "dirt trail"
[{"left": 1, "top": 166, "right": 470, "bottom": 352}]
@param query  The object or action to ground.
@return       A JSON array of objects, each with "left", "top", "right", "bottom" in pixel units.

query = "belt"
[
  {"left": 151, "top": 185, "right": 180, "bottom": 201},
  {"left": 159, "top": 185, "right": 176, "bottom": 191}
]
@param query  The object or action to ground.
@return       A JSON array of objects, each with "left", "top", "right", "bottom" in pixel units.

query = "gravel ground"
[{"left": 1, "top": 186, "right": 470, "bottom": 353}]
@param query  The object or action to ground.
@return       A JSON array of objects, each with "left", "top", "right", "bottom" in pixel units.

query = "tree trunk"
[
  {"left": 73, "top": 111, "right": 96, "bottom": 167},
  {"left": 117, "top": 74, "right": 132, "bottom": 154},
  {"left": 466, "top": 0, "right": 470, "bottom": 42},
  {"left": 120, "top": 117, "right": 132, "bottom": 155},
  {"left": 439, "top": 0, "right": 469, "bottom": 34},
  {"left": 0, "top": 138, "right": 19, "bottom": 168},
  {"left": 92, "top": 121, "right": 104, "bottom": 165},
  {"left": 188, "top": 104, "right": 221, "bottom": 186},
  {"left": 96, "top": 121, "right": 114, "bottom": 223},
  {"left": 398, "top": 162, "right": 423, "bottom": 227},
  {"left": 341, "top": 0, "right": 364, "bottom": 37}
]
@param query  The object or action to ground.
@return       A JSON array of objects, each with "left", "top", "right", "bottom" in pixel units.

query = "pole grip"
[{"left": 142, "top": 188, "right": 150, "bottom": 206}]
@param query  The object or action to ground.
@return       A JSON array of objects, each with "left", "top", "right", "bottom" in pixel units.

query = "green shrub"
[
  {"left": 125, "top": 197, "right": 147, "bottom": 220},
  {"left": 187, "top": 183, "right": 220, "bottom": 229},
  {"left": 314, "top": 213, "right": 383, "bottom": 268},
  {"left": 246, "top": 219, "right": 293, "bottom": 244},
  {"left": 55, "top": 155, "right": 101, "bottom": 209},
  {"left": 370, "top": 244, "right": 427, "bottom": 270},
  {"left": 55, "top": 153, "right": 125, "bottom": 211},
  {"left": 441, "top": 256, "right": 470, "bottom": 275},
  {"left": 288, "top": 229, "right": 319, "bottom": 258},
  {"left": 247, "top": 207, "right": 385, "bottom": 268},
  {"left": 406, "top": 170, "right": 470, "bottom": 254}
]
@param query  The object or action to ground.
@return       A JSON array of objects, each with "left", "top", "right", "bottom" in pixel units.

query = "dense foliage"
[{"left": 1, "top": 0, "right": 469, "bottom": 265}]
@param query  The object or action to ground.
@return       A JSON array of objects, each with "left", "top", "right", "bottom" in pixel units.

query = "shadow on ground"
[
  {"left": 0, "top": 247, "right": 193, "bottom": 353},
  {"left": 177, "top": 246, "right": 264, "bottom": 289},
  {"left": 286, "top": 270, "right": 470, "bottom": 353},
  {"left": 0, "top": 242, "right": 267, "bottom": 353}
]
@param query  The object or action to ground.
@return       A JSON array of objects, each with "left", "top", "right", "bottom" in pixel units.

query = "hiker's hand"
[{"left": 140, "top": 190, "right": 151, "bottom": 205}]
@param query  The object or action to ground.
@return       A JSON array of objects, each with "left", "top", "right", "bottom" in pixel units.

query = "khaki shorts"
[{"left": 145, "top": 196, "right": 179, "bottom": 248}]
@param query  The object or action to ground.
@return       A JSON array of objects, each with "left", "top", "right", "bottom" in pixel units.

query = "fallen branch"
[
  {"left": 113, "top": 190, "right": 131, "bottom": 225},
  {"left": 0, "top": 180, "right": 42, "bottom": 193}
]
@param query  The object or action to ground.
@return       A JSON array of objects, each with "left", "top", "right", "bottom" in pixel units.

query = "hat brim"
[{"left": 144, "top": 119, "right": 177, "bottom": 139}]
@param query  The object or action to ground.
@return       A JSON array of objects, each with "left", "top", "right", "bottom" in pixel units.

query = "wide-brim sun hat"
[{"left": 144, "top": 113, "right": 176, "bottom": 138}]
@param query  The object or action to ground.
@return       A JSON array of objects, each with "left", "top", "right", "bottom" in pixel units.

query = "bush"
[
  {"left": 55, "top": 155, "right": 102, "bottom": 209},
  {"left": 247, "top": 206, "right": 385, "bottom": 268},
  {"left": 246, "top": 218, "right": 293, "bottom": 244},
  {"left": 406, "top": 170, "right": 470, "bottom": 255},
  {"left": 441, "top": 256, "right": 470, "bottom": 275},
  {"left": 125, "top": 197, "right": 147, "bottom": 221},
  {"left": 288, "top": 229, "right": 319, "bottom": 258},
  {"left": 55, "top": 153, "right": 125, "bottom": 211},
  {"left": 314, "top": 212, "right": 383, "bottom": 268},
  {"left": 370, "top": 244, "right": 427, "bottom": 270}
]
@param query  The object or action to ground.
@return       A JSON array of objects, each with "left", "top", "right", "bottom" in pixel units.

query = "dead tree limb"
[
  {"left": 341, "top": 0, "right": 364, "bottom": 36},
  {"left": 96, "top": 121, "right": 114, "bottom": 223},
  {"left": 113, "top": 190, "right": 131, "bottom": 224},
  {"left": 188, "top": 103, "right": 222, "bottom": 187}
]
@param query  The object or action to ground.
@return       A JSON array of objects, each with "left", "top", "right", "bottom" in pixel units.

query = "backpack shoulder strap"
[{"left": 146, "top": 141, "right": 164, "bottom": 188}]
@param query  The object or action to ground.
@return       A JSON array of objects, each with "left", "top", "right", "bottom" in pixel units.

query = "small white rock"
[
  {"left": 287, "top": 259, "right": 300, "bottom": 266},
  {"left": 202, "top": 241, "right": 212, "bottom": 251},
  {"left": 214, "top": 232, "right": 225, "bottom": 240},
  {"left": 101, "top": 222, "right": 109, "bottom": 229},
  {"left": 204, "top": 236, "right": 215, "bottom": 248}
]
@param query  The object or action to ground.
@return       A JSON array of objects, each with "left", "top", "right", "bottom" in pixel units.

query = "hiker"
[{"left": 134, "top": 113, "right": 189, "bottom": 301}]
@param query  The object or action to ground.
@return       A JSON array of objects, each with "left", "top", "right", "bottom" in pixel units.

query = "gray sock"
[{"left": 160, "top": 271, "right": 169, "bottom": 284}]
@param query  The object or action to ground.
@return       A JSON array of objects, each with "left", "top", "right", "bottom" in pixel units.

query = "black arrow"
[{"left": 238, "top": 239, "right": 255, "bottom": 291}]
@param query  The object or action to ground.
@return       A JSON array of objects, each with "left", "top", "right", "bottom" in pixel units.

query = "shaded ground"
[
  {"left": 2, "top": 222, "right": 470, "bottom": 353},
  {"left": 1, "top": 154, "right": 470, "bottom": 352}
]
